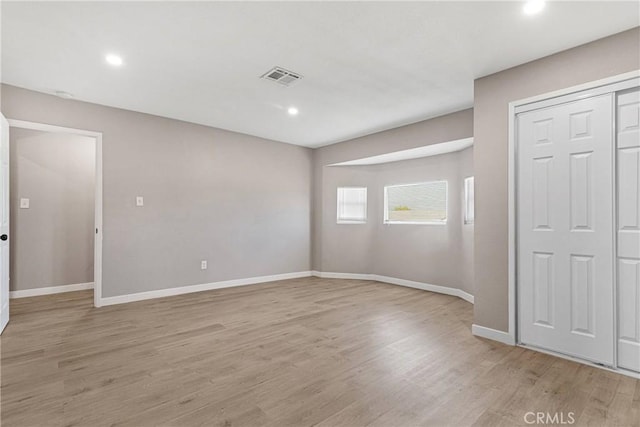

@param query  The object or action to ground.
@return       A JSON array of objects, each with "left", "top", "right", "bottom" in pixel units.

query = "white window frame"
[
  {"left": 464, "top": 176, "right": 475, "bottom": 225},
  {"left": 336, "top": 187, "right": 367, "bottom": 224},
  {"left": 383, "top": 181, "right": 448, "bottom": 225}
]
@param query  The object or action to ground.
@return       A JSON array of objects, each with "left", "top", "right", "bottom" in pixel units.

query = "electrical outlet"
[
  {"left": 136, "top": 196, "right": 144, "bottom": 207},
  {"left": 20, "top": 198, "right": 30, "bottom": 209},
  {"left": 201, "top": 260, "right": 207, "bottom": 270}
]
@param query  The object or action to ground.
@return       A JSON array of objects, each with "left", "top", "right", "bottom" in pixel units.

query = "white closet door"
[
  {"left": 617, "top": 88, "right": 640, "bottom": 372},
  {"left": 518, "top": 94, "right": 615, "bottom": 365}
]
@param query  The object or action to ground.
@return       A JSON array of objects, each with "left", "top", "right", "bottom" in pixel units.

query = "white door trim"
[
  {"left": 507, "top": 70, "right": 640, "bottom": 347},
  {"left": 7, "top": 119, "right": 103, "bottom": 308}
]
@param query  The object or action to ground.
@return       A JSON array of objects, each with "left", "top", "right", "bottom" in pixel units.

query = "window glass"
[
  {"left": 384, "top": 181, "right": 447, "bottom": 224},
  {"left": 337, "top": 187, "right": 367, "bottom": 223},
  {"left": 465, "top": 177, "right": 475, "bottom": 224}
]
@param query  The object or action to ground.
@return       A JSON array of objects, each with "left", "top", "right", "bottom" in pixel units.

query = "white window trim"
[
  {"left": 383, "top": 181, "right": 448, "bottom": 225},
  {"left": 464, "top": 176, "right": 474, "bottom": 225},
  {"left": 337, "top": 187, "right": 367, "bottom": 224}
]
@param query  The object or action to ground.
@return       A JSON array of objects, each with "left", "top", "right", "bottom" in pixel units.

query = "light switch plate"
[
  {"left": 136, "top": 196, "right": 144, "bottom": 207},
  {"left": 20, "top": 198, "right": 30, "bottom": 209}
]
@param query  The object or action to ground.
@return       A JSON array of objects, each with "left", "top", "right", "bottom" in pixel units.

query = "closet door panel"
[
  {"left": 518, "top": 94, "right": 614, "bottom": 365},
  {"left": 617, "top": 88, "right": 640, "bottom": 373}
]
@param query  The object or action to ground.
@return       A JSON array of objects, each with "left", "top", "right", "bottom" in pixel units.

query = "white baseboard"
[
  {"left": 374, "top": 274, "right": 475, "bottom": 304},
  {"left": 472, "top": 324, "right": 516, "bottom": 345},
  {"left": 99, "top": 271, "right": 312, "bottom": 306},
  {"left": 9, "top": 272, "right": 474, "bottom": 309},
  {"left": 311, "top": 271, "right": 474, "bottom": 304},
  {"left": 10, "top": 282, "right": 94, "bottom": 298},
  {"left": 311, "top": 271, "right": 373, "bottom": 280}
]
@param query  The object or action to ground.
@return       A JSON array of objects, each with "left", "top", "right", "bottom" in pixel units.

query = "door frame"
[
  {"left": 7, "top": 119, "right": 103, "bottom": 308},
  {"left": 507, "top": 70, "right": 640, "bottom": 375}
]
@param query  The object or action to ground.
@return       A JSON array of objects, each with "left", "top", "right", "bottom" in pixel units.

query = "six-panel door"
[
  {"left": 518, "top": 94, "right": 615, "bottom": 365},
  {"left": 617, "top": 88, "right": 640, "bottom": 373}
]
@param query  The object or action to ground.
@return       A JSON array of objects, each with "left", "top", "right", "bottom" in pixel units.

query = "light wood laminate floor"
[{"left": 1, "top": 277, "right": 638, "bottom": 426}]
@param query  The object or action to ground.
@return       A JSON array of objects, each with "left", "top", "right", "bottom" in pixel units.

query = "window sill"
[{"left": 383, "top": 221, "right": 447, "bottom": 225}]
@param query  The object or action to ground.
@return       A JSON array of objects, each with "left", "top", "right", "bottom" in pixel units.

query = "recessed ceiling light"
[
  {"left": 287, "top": 107, "right": 299, "bottom": 116},
  {"left": 105, "top": 54, "right": 124, "bottom": 66},
  {"left": 523, "top": 0, "right": 546, "bottom": 15}
]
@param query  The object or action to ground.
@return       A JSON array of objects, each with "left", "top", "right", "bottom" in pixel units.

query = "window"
[
  {"left": 384, "top": 181, "right": 447, "bottom": 224},
  {"left": 464, "top": 176, "right": 475, "bottom": 224},
  {"left": 337, "top": 187, "right": 367, "bottom": 224}
]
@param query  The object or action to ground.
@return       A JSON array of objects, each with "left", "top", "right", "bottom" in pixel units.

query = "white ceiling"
[{"left": 2, "top": 1, "right": 638, "bottom": 148}]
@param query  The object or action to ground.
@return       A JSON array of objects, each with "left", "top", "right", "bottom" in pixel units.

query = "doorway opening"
[{"left": 7, "top": 120, "right": 102, "bottom": 308}]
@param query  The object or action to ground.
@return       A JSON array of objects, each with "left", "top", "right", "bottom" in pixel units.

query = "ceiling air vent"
[{"left": 261, "top": 67, "right": 303, "bottom": 87}]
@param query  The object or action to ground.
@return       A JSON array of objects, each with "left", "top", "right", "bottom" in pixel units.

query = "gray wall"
[
  {"left": 312, "top": 109, "right": 474, "bottom": 271},
  {"left": 473, "top": 27, "right": 640, "bottom": 332},
  {"left": 319, "top": 147, "right": 474, "bottom": 295},
  {"left": 10, "top": 128, "right": 95, "bottom": 291},
  {"left": 321, "top": 166, "right": 376, "bottom": 275},
  {"left": 2, "top": 85, "right": 312, "bottom": 298}
]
